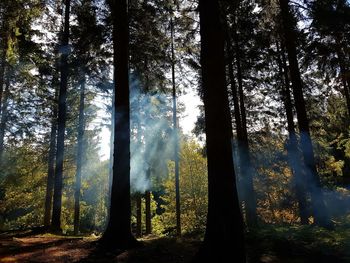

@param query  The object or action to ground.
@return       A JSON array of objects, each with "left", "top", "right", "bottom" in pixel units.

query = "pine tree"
[
  {"left": 100, "top": 0, "right": 137, "bottom": 248},
  {"left": 195, "top": 0, "right": 246, "bottom": 261},
  {"left": 278, "top": 0, "right": 332, "bottom": 228},
  {"left": 51, "top": 0, "right": 71, "bottom": 233}
]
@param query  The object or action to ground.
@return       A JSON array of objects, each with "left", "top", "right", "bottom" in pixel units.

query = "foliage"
[{"left": 154, "top": 139, "right": 207, "bottom": 237}]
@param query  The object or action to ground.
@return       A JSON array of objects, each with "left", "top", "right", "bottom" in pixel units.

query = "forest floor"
[{"left": 1, "top": 225, "right": 350, "bottom": 262}]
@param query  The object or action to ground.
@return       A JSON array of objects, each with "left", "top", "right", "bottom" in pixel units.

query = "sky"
[{"left": 98, "top": 87, "right": 202, "bottom": 160}]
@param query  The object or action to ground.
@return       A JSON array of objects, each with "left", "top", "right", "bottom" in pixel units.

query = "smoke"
[
  {"left": 128, "top": 76, "right": 175, "bottom": 193},
  {"left": 234, "top": 128, "right": 350, "bottom": 225}
]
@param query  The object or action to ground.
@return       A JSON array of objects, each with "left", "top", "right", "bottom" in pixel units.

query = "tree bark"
[
  {"left": 0, "top": 45, "right": 7, "bottom": 116},
  {"left": 136, "top": 194, "right": 142, "bottom": 237},
  {"left": 170, "top": 15, "right": 181, "bottom": 237},
  {"left": 195, "top": 0, "right": 246, "bottom": 261},
  {"left": 276, "top": 41, "right": 308, "bottom": 224},
  {"left": 145, "top": 192, "right": 151, "bottom": 235},
  {"left": 226, "top": 41, "right": 242, "bottom": 140},
  {"left": 337, "top": 51, "right": 350, "bottom": 117},
  {"left": 106, "top": 85, "right": 115, "bottom": 225},
  {"left": 51, "top": 0, "right": 71, "bottom": 233},
  {"left": 279, "top": 0, "right": 332, "bottom": 228},
  {"left": 145, "top": 168, "right": 152, "bottom": 235},
  {"left": 231, "top": 22, "right": 257, "bottom": 226},
  {"left": 74, "top": 75, "right": 86, "bottom": 235},
  {"left": 100, "top": 0, "right": 137, "bottom": 248},
  {"left": 44, "top": 82, "right": 58, "bottom": 227},
  {"left": 0, "top": 72, "right": 10, "bottom": 166}
]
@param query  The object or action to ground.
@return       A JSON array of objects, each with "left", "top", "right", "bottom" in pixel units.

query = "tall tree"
[
  {"left": 0, "top": 73, "right": 10, "bottom": 165},
  {"left": 70, "top": 0, "right": 107, "bottom": 235},
  {"left": 73, "top": 74, "right": 85, "bottom": 235},
  {"left": 308, "top": 0, "right": 350, "bottom": 116},
  {"left": 101, "top": 0, "right": 137, "bottom": 248},
  {"left": 223, "top": 1, "right": 259, "bottom": 226},
  {"left": 44, "top": 79, "right": 58, "bottom": 227},
  {"left": 233, "top": 23, "right": 257, "bottom": 226},
  {"left": 275, "top": 41, "right": 308, "bottom": 224},
  {"left": 170, "top": 13, "right": 181, "bottom": 237},
  {"left": 145, "top": 168, "right": 152, "bottom": 235},
  {"left": 195, "top": 0, "right": 246, "bottom": 261},
  {"left": 136, "top": 193, "right": 142, "bottom": 237},
  {"left": 278, "top": 0, "right": 332, "bottom": 228},
  {"left": 51, "top": 0, "right": 71, "bottom": 233}
]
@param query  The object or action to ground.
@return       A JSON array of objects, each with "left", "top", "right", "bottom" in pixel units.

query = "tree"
[
  {"left": 145, "top": 168, "right": 152, "bottom": 235},
  {"left": 73, "top": 74, "right": 85, "bottom": 235},
  {"left": 278, "top": 0, "right": 332, "bottom": 228},
  {"left": 223, "top": 3, "right": 258, "bottom": 225},
  {"left": 0, "top": 0, "right": 43, "bottom": 166},
  {"left": 44, "top": 80, "right": 58, "bottom": 227},
  {"left": 51, "top": 0, "right": 71, "bottom": 233},
  {"left": 160, "top": 139, "right": 208, "bottom": 235},
  {"left": 170, "top": 11, "right": 181, "bottom": 237},
  {"left": 275, "top": 42, "right": 308, "bottom": 224},
  {"left": 70, "top": 0, "right": 107, "bottom": 235},
  {"left": 308, "top": 0, "right": 350, "bottom": 116},
  {"left": 100, "top": 0, "right": 137, "bottom": 248},
  {"left": 195, "top": 0, "right": 246, "bottom": 261}
]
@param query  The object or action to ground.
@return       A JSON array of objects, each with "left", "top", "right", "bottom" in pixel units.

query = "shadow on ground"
[
  {"left": 0, "top": 233, "right": 199, "bottom": 263},
  {"left": 1, "top": 227, "right": 350, "bottom": 263}
]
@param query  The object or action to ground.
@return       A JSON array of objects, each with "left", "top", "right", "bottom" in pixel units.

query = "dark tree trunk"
[
  {"left": 195, "top": 0, "right": 246, "bottom": 262},
  {"left": 74, "top": 76, "right": 86, "bottom": 235},
  {"left": 226, "top": 41, "right": 242, "bottom": 139},
  {"left": 334, "top": 36, "right": 350, "bottom": 116},
  {"left": 0, "top": 45, "right": 7, "bottom": 116},
  {"left": 136, "top": 194, "right": 142, "bottom": 237},
  {"left": 170, "top": 15, "right": 181, "bottom": 237},
  {"left": 44, "top": 82, "right": 59, "bottom": 227},
  {"left": 100, "top": 0, "right": 137, "bottom": 248},
  {"left": 231, "top": 23, "right": 257, "bottom": 226},
  {"left": 145, "top": 168, "right": 151, "bottom": 235},
  {"left": 340, "top": 72, "right": 350, "bottom": 117},
  {"left": 276, "top": 42, "right": 308, "bottom": 224},
  {"left": 0, "top": 73, "right": 10, "bottom": 166},
  {"left": 106, "top": 86, "right": 115, "bottom": 225},
  {"left": 337, "top": 52, "right": 350, "bottom": 117},
  {"left": 279, "top": 0, "right": 332, "bottom": 228},
  {"left": 51, "top": 0, "right": 71, "bottom": 233},
  {"left": 135, "top": 101, "right": 142, "bottom": 238},
  {"left": 145, "top": 191, "right": 151, "bottom": 235}
]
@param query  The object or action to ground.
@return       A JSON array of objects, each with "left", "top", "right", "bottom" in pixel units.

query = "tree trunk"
[
  {"left": 276, "top": 41, "right": 308, "bottom": 224},
  {"left": 136, "top": 194, "right": 142, "bottom": 237},
  {"left": 145, "top": 191, "right": 151, "bottom": 235},
  {"left": 106, "top": 85, "right": 115, "bottom": 226},
  {"left": 170, "top": 15, "right": 181, "bottom": 237},
  {"left": 51, "top": 0, "right": 71, "bottom": 233},
  {"left": 195, "top": 0, "right": 246, "bottom": 262},
  {"left": 145, "top": 168, "right": 152, "bottom": 235},
  {"left": 279, "top": 0, "right": 332, "bottom": 228},
  {"left": 74, "top": 75, "right": 86, "bottom": 235},
  {"left": 340, "top": 71, "right": 350, "bottom": 117},
  {"left": 0, "top": 45, "right": 7, "bottom": 116},
  {"left": 0, "top": 72, "right": 10, "bottom": 166},
  {"left": 226, "top": 42, "right": 242, "bottom": 140},
  {"left": 100, "top": 0, "right": 137, "bottom": 248},
  {"left": 231, "top": 23, "right": 257, "bottom": 226},
  {"left": 44, "top": 82, "right": 58, "bottom": 227},
  {"left": 337, "top": 51, "right": 350, "bottom": 117}
]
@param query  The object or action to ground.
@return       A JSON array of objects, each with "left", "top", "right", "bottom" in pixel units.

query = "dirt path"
[
  {"left": 0, "top": 235, "right": 199, "bottom": 263},
  {"left": 2, "top": 230, "right": 348, "bottom": 263},
  {"left": 0, "top": 235, "right": 95, "bottom": 262}
]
